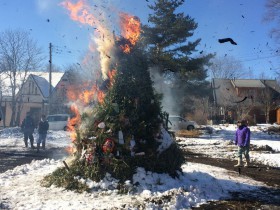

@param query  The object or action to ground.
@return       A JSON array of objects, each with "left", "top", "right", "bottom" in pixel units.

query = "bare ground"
[
  {"left": 0, "top": 146, "right": 68, "bottom": 173},
  {"left": 184, "top": 150, "right": 280, "bottom": 210}
]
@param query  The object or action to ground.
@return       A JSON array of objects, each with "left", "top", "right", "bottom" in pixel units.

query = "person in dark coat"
[
  {"left": 234, "top": 119, "right": 251, "bottom": 167},
  {"left": 37, "top": 114, "right": 49, "bottom": 152},
  {"left": 21, "top": 113, "right": 35, "bottom": 148}
]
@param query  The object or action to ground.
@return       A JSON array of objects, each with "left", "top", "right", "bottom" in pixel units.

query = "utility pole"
[{"left": 49, "top": 43, "right": 52, "bottom": 114}]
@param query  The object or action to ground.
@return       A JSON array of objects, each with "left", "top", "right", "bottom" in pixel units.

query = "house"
[
  {"left": 211, "top": 78, "right": 280, "bottom": 124},
  {"left": 49, "top": 71, "right": 73, "bottom": 114},
  {"left": 0, "top": 72, "right": 64, "bottom": 127},
  {"left": 277, "top": 107, "right": 280, "bottom": 124}
]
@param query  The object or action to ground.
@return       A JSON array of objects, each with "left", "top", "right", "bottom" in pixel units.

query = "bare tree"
[
  {"left": 213, "top": 84, "right": 253, "bottom": 123},
  {"left": 187, "top": 96, "right": 209, "bottom": 124},
  {"left": 256, "top": 82, "right": 279, "bottom": 123},
  {"left": 264, "top": 0, "right": 280, "bottom": 41},
  {"left": 209, "top": 56, "right": 246, "bottom": 79},
  {"left": 216, "top": 87, "right": 238, "bottom": 122},
  {"left": 0, "top": 82, "right": 4, "bottom": 127},
  {"left": 0, "top": 29, "right": 42, "bottom": 126},
  {"left": 264, "top": 0, "right": 280, "bottom": 79},
  {"left": 259, "top": 88, "right": 273, "bottom": 123},
  {"left": 235, "top": 99, "right": 255, "bottom": 123}
]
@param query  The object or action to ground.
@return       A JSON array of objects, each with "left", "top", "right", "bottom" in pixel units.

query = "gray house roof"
[
  {"left": 231, "top": 79, "right": 265, "bottom": 88},
  {"left": 0, "top": 71, "right": 64, "bottom": 97},
  {"left": 31, "top": 74, "right": 52, "bottom": 98},
  {"left": 262, "top": 80, "right": 280, "bottom": 94}
]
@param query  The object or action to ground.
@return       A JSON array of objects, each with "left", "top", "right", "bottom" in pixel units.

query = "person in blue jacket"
[
  {"left": 234, "top": 119, "right": 251, "bottom": 167},
  {"left": 37, "top": 114, "right": 49, "bottom": 152}
]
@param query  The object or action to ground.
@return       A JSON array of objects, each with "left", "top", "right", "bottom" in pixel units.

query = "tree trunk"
[
  {"left": 9, "top": 101, "right": 17, "bottom": 127},
  {"left": 266, "top": 105, "right": 270, "bottom": 124},
  {"left": 16, "top": 102, "right": 21, "bottom": 126}
]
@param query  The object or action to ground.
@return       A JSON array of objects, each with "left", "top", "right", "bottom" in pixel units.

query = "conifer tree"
[
  {"left": 143, "top": 0, "right": 214, "bottom": 114},
  {"left": 78, "top": 38, "right": 184, "bottom": 178}
]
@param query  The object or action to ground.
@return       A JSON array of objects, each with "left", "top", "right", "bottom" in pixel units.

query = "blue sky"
[{"left": 0, "top": 0, "right": 278, "bottom": 79}]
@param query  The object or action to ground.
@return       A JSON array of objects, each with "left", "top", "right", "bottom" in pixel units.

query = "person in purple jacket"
[{"left": 234, "top": 119, "right": 251, "bottom": 167}]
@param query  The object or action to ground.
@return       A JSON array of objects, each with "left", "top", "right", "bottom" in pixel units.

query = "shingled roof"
[
  {"left": 31, "top": 74, "right": 51, "bottom": 98},
  {"left": 262, "top": 80, "right": 280, "bottom": 94},
  {"left": 0, "top": 71, "right": 64, "bottom": 97},
  {"left": 231, "top": 79, "right": 265, "bottom": 88}
]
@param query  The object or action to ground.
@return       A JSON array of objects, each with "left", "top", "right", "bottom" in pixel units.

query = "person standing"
[
  {"left": 234, "top": 119, "right": 251, "bottom": 167},
  {"left": 21, "top": 113, "right": 35, "bottom": 148},
  {"left": 37, "top": 114, "right": 49, "bottom": 152}
]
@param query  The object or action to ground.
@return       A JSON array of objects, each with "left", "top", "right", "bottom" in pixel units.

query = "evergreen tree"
[
  {"left": 78, "top": 38, "right": 184, "bottom": 178},
  {"left": 143, "top": 0, "right": 214, "bottom": 114},
  {"left": 85, "top": 39, "right": 164, "bottom": 154},
  {"left": 43, "top": 37, "right": 185, "bottom": 190}
]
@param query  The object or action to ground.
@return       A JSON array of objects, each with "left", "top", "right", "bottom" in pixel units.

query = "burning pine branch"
[{"left": 61, "top": 37, "right": 183, "bottom": 182}]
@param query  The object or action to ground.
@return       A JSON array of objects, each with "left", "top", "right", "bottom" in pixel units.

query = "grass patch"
[{"left": 175, "top": 129, "right": 202, "bottom": 138}]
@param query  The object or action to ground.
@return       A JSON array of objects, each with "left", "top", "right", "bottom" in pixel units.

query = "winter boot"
[
  {"left": 244, "top": 158, "right": 250, "bottom": 167},
  {"left": 24, "top": 139, "right": 28, "bottom": 148},
  {"left": 30, "top": 139, "right": 35, "bottom": 149},
  {"left": 234, "top": 157, "right": 243, "bottom": 167},
  {"left": 42, "top": 142, "right": 45, "bottom": 150},
  {"left": 37, "top": 143, "right": 40, "bottom": 153}
]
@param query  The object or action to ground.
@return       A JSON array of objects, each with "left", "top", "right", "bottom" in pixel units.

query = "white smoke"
[
  {"left": 36, "top": 0, "right": 59, "bottom": 13},
  {"left": 150, "top": 67, "right": 180, "bottom": 116},
  {"left": 61, "top": 0, "right": 119, "bottom": 80}
]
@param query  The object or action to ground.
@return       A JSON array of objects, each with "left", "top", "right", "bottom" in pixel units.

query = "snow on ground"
[
  {"left": 178, "top": 124, "right": 280, "bottom": 168},
  {"left": 0, "top": 124, "right": 279, "bottom": 209},
  {"left": 0, "top": 127, "right": 71, "bottom": 150}
]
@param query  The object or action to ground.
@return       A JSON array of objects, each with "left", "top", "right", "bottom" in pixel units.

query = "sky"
[
  {"left": 0, "top": 0, "right": 279, "bottom": 79},
  {"left": 0, "top": 124, "right": 279, "bottom": 209}
]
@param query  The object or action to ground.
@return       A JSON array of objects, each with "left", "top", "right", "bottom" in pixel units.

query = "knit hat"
[{"left": 237, "top": 119, "right": 247, "bottom": 125}]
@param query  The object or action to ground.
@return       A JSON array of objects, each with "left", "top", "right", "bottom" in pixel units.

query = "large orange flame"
[
  {"left": 60, "top": 2, "right": 138, "bottom": 153},
  {"left": 119, "top": 13, "right": 141, "bottom": 53},
  {"left": 68, "top": 104, "right": 81, "bottom": 140},
  {"left": 66, "top": 73, "right": 115, "bottom": 108},
  {"left": 108, "top": 69, "right": 117, "bottom": 86},
  {"left": 65, "top": 104, "right": 79, "bottom": 154},
  {"left": 65, "top": 70, "right": 116, "bottom": 144},
  {"left": 61, "top": 0, "right": 114, "bottom": 80},
  {"left": 61, "top": 0, "right": 95, "bottom": 26},
  {"left": 65, "top": 145, "right": 76, "bottom": 154}
]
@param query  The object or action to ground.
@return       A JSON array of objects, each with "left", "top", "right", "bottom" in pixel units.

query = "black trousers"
[{"left": 24, "top": 132, "right": 34, "bottom": 147}]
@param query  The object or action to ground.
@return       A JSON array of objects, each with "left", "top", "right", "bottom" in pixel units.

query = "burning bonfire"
[{"left": 43, "top": 0, "right": 184, "bottom": 190}]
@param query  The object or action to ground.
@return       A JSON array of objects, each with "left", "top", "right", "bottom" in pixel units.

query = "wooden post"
[
  {"left": 49, "top": 43, "right": 52, "bottom": 114},
  {"left": 63, "top": 160, "right": 70, "bottom": 171}
]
